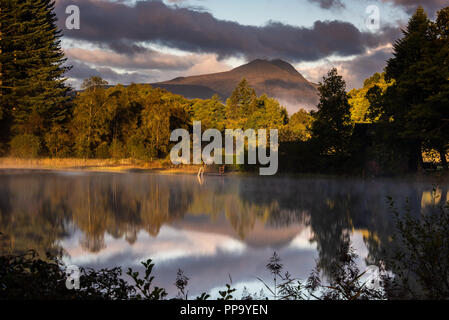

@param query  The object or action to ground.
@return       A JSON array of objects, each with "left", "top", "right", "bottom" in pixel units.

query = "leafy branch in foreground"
[
  {"left": 383, "top": 193, "right": 449, "bottom": 299},
  {"left": 253, "top": 244, "right": 384, "bottom": 301},
  {"left": 126, "top": 259, "right": 167, "bottom": 300}
]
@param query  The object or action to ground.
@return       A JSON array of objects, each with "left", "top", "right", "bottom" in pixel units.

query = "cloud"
[
  {"left": 308, "top": 0, "right": 345, "bottom": 10},
  {"left": 66, "top": 59, "right": 152, "bottom": 84},
  {"left": 382, "top": 0, "right": 447, "bottom": 15},
  {"left": 65, "top": 49, "right": 232, "bottom": 88},
  {"left": 55, "top": 0, "right": 399, "bottom": 63},
  {"left": 65, "top": 47, "right": 204, "bottom": 71},
  {"left": 300, "top": 45, "right": 393, "bottom": 89}
]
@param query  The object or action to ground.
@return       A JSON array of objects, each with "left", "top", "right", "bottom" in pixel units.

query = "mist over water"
[{"left": 0, "top": 170, "right": 447, "bottom": 297}]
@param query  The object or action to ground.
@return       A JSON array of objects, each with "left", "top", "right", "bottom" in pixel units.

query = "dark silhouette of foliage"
[{"left": 382, "top": 194, "right": 449, "bottom": 299}]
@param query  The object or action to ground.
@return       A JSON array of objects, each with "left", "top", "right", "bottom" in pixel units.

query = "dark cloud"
[
  {"left": 55, "top": 0, "right": 399, "bottom": 63},
  {"left": 308, "top": 0, "right": 345, "bottom": 10},
  {"left": 382, "top": 0, "right": 447, "bottom": 15},
  {"left": 302, "top": 46, "right": 393, "bottom": 89},
  {"left": 66, "top": 59, "right": 151, "bottom": 84},
  {"left": 64, "top": 46, "right": 203, "bottom": 71},
  {"left": 340, "top": 47, "right": 393, "bottom": 88}
]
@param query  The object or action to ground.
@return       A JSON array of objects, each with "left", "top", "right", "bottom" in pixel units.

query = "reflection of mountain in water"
[{"left": 0, "top": 171, "right": 448, "bottom": 275}]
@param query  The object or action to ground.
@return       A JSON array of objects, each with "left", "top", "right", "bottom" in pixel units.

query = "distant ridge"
[
  {"left": 150, "top": 83, "right": 225, "bottom": 100},
  {"left": 151, "top": 59, "right": 319, "bottom": 113}
]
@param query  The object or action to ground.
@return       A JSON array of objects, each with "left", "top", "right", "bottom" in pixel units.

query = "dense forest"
[{"left": 0, "top": 1, "right": 448, "bottom": 174}]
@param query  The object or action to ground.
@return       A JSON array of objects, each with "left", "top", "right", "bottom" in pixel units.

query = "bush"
[
  {"left": 45, "top": 125, "right": 73, "bottom": 158},
  {"left": 109, "top": 138, "right": 126, "bottom": 159},
  {"left": 127, "top": 134, "right": 153, "bottom": 160},
  {"left": 95, "top": 142, "right": 110, "bottom": 159},
  {"left": 382, "top": 195, "right": 449, "bottom": 299},
  {"left": 9, "top": 134, "right": 41, "bottom": 158}
]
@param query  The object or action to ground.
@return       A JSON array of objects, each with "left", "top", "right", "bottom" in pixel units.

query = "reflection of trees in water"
[
  {"left": 0, "top": 172, "right": 447, "bottom": 274},
  {"left": 238, "top": 177, "right": 449, "bottom": 276},
  {"left": 0, "top": 174, "right": 69, "bottom": 257},
  {"left": 69, "top": 174, "right": 195, "bottom": 252}
]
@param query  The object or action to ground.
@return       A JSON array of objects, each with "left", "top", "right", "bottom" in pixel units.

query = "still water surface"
[{"left": 0, "top": 170, "right": 448, "bottom": 297}]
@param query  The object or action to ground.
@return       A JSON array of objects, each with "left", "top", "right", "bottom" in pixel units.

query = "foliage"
[
  {"left": 280, "top": 109, "right": 313, "bottom": 142},
  {"left": 348, "top": 73, "right": 393, "bottom": 123},
  {"left": 310, "top": 68, "right": 353, "bottom": 157},
  {"left": 9, "top": 134, "right": 41, "bottom": 158},
  {"left": 126, "top": 259, "right": 167, "bottom": 300},
  {"left": 253, "top": 244, "right": 384, "bottom": 301},
  {"left": 0, "top": 0, "right": 71, "bottom": 148},
  {"left": 192, "top": 95, "right": 226, "bottom": 131},
  {"left": 370, "top": 6, "right": 449, "bottom": 171},
  {"left": 174, "top": 269, "right": 189, "bottom": 300},
  {"left": 383, "top": 194, "right": 449, "bottom": 299},
  {"left": 218, "top": 284, "right": 237, "bottom": 300},
  {"left": 226, "top": 78, "right": 257, "bottom": 124},
  {"left": 0, "top": 250, "right": 133, "bottom": 300}
]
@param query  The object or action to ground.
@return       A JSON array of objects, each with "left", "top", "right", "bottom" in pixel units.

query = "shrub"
[
  {"left": 95, "top": 142, "right": 110, "bottom": 159},
  {"left": 9, "top": 134, "right": 41, "bottom": 158}
]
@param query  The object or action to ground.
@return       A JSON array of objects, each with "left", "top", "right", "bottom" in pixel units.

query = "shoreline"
[
  {"left": 0, "top": 157, "right": 206, "bottom": 175},
  {"left": 0, "top": 158, "right": 447, "bottom": 180}
]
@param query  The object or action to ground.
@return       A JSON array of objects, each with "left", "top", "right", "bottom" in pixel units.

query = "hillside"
[{"left": 151, "top": 59, "right": 319, "bottom": 113}]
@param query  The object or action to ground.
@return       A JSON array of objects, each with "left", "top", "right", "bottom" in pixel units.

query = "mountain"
[{"left": 151, "top": 59, "right": 319, "bottom": 113}]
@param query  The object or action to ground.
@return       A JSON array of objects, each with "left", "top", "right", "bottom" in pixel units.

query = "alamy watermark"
[
  {"left": 364, "top": 265, "right": 382, "bottom": 290},
  {"left": 365, "top": 5, "right": 380, "bottom": 32},
  {"left": 170, "top": 121, "right": 279, "bottom": 176},
  {"left": 65, "top": 5, "right": 80, "bottom": 30},
  {"left": 65, "top": 265, "right": 80, "bottom": 290}
]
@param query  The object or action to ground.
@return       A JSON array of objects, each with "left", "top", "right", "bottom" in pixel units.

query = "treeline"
[
  {"left": 5, "top": 76, "right": 310, "bottom": 160},
  {"left": 0, "top": 2, "right": 448, "bottom": 174}
]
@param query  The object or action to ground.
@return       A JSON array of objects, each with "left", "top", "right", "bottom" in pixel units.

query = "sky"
[{"left": 53, "top": 0, "right": 448, "bottom": 90}]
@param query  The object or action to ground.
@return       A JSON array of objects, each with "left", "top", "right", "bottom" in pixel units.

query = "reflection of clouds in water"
[
  {"left": 287, "top": 227, "right": 316, "bottom": 250},
  {"left": 61, "top": 224, "right": 319, "bottom": 297},
  {"left": 350, "top": 232, "right": 370, "bottom": 268},
  {"left": 62, "top": 226, "right": 247, "bottom": 267}
]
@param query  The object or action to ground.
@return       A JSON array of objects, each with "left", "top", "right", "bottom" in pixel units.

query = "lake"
[{"left": 0, "top": 170, "right": 447, "bottom": 298}]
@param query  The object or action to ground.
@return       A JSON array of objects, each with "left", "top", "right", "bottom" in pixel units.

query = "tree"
[
  {"left": 310, "top": 68, "right": 353, "bottom": 156},
  {"left": 416, "top": 7, "right": 449, "bottom": 169},
  {"left": 245, "top": 94, "right": 288, "bottom": 130},
  {"left": 71, "top": 77, "right": 113, "bottom": 158},
  {"left": 280, "top": 109, "right": 313, "bottom": 142},
  {"left": 382, "top": 7, "right": 433, "bottom": 171},
  {"left": 226, "top": 78, "right": 257, "bottom": 126},
  {"left": 348, "top": 73, "right": 393, "bottom": 123},
  {"left": 193, "top": 94, "right": 226, "bottom": 131},
  {"left": 375, "top": 6, "right": 449, "bottom": 170},
  {"left": 0, "top": 0, "right": 71, "bottom": 154}
]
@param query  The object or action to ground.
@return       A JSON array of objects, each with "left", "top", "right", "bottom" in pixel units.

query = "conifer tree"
[
  {"left": 311, "top": 68, "right": 352, "bottom": 156},
  {"left": 381, "top": 6, "right": 449, "bottom": 170},
  {"left": 0, "top": 0, "right": 70, "bottom": 154},
  {"left": 226, "top": 78, "right": 257, "bottom": 121},
  {"left": 382, "top": 7, "right": 432, "bottom": 171}
]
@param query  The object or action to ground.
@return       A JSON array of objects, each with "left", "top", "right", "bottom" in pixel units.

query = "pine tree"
[
  {"left": 226, "top": 78, "right": 257, "bottom": 122},
  {"left": 383, "top": 7, "right": 432, "bottom": 171},
  {"left": 311, "top": 68, "right": 352, "bottom": 156},
  {"left": 0, "top": 0, "right": 71, "bottom": 155},
  {"left": 382, "top": 6, "right": 449, "bottom": 170}
]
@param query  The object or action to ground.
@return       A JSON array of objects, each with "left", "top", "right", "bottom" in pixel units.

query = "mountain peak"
[
  {"left": 154, "top": 58, "right": 319, "bottom": 113},
  {"left": 269, "top": 59, "right": 303, "bottom": 78},
  {"left": 233, "top": 59, "right": 305, "bottom": 80}
]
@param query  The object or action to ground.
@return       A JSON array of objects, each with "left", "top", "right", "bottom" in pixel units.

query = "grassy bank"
[{"left": 0, "top": 157, "right": 204, "bottom": 174}]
